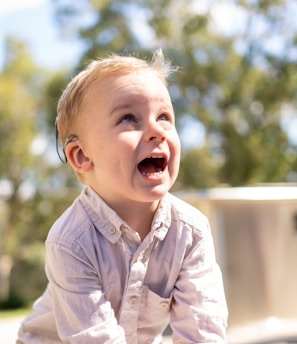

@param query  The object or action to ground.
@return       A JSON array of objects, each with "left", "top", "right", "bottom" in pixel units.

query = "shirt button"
[
  {"left": 130, "top": 297, "right": 138, "bottom": 306},
  {"left": 109, "top": 226, "right": 116, "bottom": 235},
  {"left": 159, "top": 301, "right": 169, "bottom": 309}
]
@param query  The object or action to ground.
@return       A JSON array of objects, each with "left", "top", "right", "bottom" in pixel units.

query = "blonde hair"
[{"left": 56, "top": 49, "right": 175, "bottom": 147}]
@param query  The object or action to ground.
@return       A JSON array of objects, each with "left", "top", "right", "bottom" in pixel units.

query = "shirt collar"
[
  {"left": 151, "top": 194, "right": 172, "bottom": 241},
  {"left": 80, "top": 186, "right": 171, "bottom": 243}
]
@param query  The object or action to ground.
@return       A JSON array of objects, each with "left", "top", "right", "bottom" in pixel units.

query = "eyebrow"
[
  {"left": 110, "top": 103, "right": 134, "bottom": 116},
  {"left": 110, "top": 96, "right": 173, "bottom": 116},
  {"left": 110, "top": 93, "right": 146, "bottom": 115}
]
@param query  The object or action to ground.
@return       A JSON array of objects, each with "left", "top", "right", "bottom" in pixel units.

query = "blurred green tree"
[
  {"left": 0, "top": 37, "right": 41, "bottom": 255},
  {"left": 0, "top": 37, "right": 79, "bottom": 307},
  {"left": 52, "top": 0, "right": 297, "bottom": 187},
  {"left": 0, "top": 37, "right": 47, "bottom": 305}
]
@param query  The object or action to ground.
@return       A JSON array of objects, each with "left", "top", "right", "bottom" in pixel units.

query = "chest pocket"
[{"left": 138, "top": 286, "right": 172, "bottom": 335}]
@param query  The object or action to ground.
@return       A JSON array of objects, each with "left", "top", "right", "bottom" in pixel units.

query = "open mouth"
[{"left": 138, "top": 156, "right": 167, "bottom": 176}]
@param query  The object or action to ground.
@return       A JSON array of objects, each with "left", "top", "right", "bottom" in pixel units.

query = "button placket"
[
  {"left": 119, "top": 238, "right": 156, "bottom": 335},
  {"left": 129, "top": 296, "right": 138, "bottom": 307},
  {"left": 119, "top": 256, "right": 146, "bottom": 329}
]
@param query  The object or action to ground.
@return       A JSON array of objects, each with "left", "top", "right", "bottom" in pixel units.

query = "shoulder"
[
  {"left": 46, "top": 190, "right": 93, "bottom": 249},
  {"left": 167, "top": 193, "right": 210, "bottom": 235}
]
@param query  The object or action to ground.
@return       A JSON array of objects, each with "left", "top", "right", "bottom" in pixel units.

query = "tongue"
[{"left": 138, "top": 160, "right": 158, "bottom": 174}]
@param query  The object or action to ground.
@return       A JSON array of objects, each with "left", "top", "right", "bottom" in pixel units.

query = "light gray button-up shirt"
[{"left": 17, "top": 186, "right": 228, "bottom": 343}]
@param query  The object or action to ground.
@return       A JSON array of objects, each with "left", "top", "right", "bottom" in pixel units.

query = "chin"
[{"left": 142, "top": 185, "right": 170, "bottom": 201}]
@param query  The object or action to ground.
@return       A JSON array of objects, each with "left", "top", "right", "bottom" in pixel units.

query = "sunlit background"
[{"left": 1, "top": 0, "right": 297, "bottom": 343}]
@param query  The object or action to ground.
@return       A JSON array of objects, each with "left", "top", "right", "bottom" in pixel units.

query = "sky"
[
  {"left": 0, "top": 0, "right": 206, "bottom": 149},
  {"left": 0, "top": 0, "right": 296, "bottom": 146},
  {"left": 0, "top": 0, "right": 246, "bottom": 72},
  {"left": 0, "top": 0, "right": 84, "bottom": 70}
]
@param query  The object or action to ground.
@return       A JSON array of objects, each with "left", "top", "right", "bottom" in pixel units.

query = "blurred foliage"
[
  {"left": 52, "top": 0, "right": 297, "bottom": 186},
  {"left": 0, "top": 0, "right": 297, "bottom": 308},
  {"left": 0, "top": 37, "right": 80, "bottom": 308}
]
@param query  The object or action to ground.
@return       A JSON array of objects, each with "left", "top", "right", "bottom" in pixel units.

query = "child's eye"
[
  {"left": 119, "top": 114, "right": 136, "bottom": 123},
  {"left": 158, "top": 113, "right": 171, "bottom": 122}
]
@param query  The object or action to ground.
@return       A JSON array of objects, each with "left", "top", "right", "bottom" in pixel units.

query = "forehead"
[{"left": 85, "top": 70, "right": 171, "bottom": 109}]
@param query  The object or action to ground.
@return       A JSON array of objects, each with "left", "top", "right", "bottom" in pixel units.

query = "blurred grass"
[{"left": 0, "top": 306, "right": 31, "bottom": 319}]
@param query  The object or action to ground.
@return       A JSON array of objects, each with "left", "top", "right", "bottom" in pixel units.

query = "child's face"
[{"left": 77, "top": 69, "right": 180, "bottom": 207}]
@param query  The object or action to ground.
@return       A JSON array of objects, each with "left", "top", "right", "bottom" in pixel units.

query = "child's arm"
[
  {"left": 45, "top": 241, "right": 127, "bottom": 343},
  {"left": 170, "top": 222, "right": 228, "bottom": 343}
]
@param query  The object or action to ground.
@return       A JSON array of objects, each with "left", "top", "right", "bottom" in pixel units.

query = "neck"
[{"left": 111, "top": 200, "right": 160, "bottom": 241}]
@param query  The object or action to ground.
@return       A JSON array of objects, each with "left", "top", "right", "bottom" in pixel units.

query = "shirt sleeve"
[
  {"left": 170, "top": 221, "right": 228, "bottom": 343},
  {"left": 45, "top": 241, "right": 127, "bottom": 343}
]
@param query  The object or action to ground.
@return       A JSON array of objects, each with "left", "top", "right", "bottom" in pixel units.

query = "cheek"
[
  {"left": 167, "top": 136, "right": 181, "bottom": 176},
  {"left": 85, "top": 137, "right": 112, "bottom": 170},
  {"left": 117, "top": 133, "right": 142, "bottom": 155},
  {"left": 107, "top": 138, "right": 137, "bottom": 166},
  {"left": 170, "top": 132, "right": 181, "bottom": 160}
]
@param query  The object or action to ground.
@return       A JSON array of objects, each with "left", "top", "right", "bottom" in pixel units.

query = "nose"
[{"left": 145, "top": 120, "right": 166, "bottom": 143}]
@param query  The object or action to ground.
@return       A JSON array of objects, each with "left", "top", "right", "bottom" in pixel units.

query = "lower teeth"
[{"left": 142, "top": 171, "right": 163, "bottom": 176}]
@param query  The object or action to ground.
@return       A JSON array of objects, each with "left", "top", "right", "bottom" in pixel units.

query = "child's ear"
[{"left": 65, "top": 141, "right": 93, "bottom": 172}]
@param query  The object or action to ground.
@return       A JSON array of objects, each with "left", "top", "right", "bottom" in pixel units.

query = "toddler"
[{"left": 17, "top": 50, "right": 228, "bottom": 343}]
